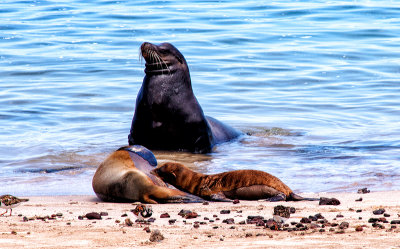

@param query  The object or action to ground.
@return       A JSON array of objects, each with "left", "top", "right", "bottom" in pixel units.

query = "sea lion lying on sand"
[
  {"left": 151, "top": 162, "right": 318, "bottom": 202},
  {"left": 92, "top": 145, "right": 202, "bottom": 204}
]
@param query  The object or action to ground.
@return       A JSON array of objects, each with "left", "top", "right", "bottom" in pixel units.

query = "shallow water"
[{"left": 1, "top": 0, "right": 400, "bottom": 196}]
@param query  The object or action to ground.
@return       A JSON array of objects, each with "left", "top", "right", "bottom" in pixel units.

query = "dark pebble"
[
  {"left": 121, "top": 213, "right": 128, "bottom": 217},
  {"left": 99, "top": 212, "right": 108, "bottom": 216},
  {"left": 331, "top": 223, "right": 339, "bottom": 227},
  {"left": 160, "top": 213, "right": 170, "bottom": 218},
  {"left": 319, "top": 229, "right": 325, "bottom": 232},
  {"left": 125, "top": 218, "right": 133, "bottom": 226},
  {"left": 291, "top": 222, "right": 297, "bottom": 226},
  {"left": 23, "top": 216, "right": 28, "bottom": 222},
  {"left": 185, "top": 212, "right": 198, "bottom": 219},
  {"left": 204, "top": 217, "right": 209, "bottom": 220},
  {"left": 355, "top": 198, "right": 363, "bottom": 202},
  {"left": 220, "top": 210, "right": 231, "bottom": 214},
  {"left": 300, "top": 217, "right": 311, "bottom": 224},
  {"left": 384, "top": 213, "right": 391, "bottom": 217},
  {"left": 193, "top": 224, "right": 199, "bottom": 228},
  {"left": 143, "top": 227, "right": 151, "bottom": 233},
  {"left": 315, "top": 213, "right": 324, "bottom": 219},
  {"left": 178, "top": 209, "right": 193, "bottom": 217},
  {"left": 290, "top": 207, "right": 296, "bottom": 214},
  {"left": 202, "top": 201, "right": 209, "bottom": 205},
  {"left": 336, "top": 214, "right": 344, "bottom": 218},
  {"left": 356, "top": 210, "right": 362, "bottom": 213},
  {"left": 339, "top": 222, "right": 349, "bottom": 229},
  {"left": 148, "top": 217, "right": 156, "bottom": 223},
  {"left": 85, "top": 212, "right": 102, "bottom": 220},
  {"left": 319, "top": 197, "right": 341, "bottom": 206},
  {"left": 368, "top": 218, "right": 379, "bottom": 223},
  {"left": 233, "top": 199, "right": 240, "bottom": 204},
  {"left": 256, "top": 220, "right": 265, "bottom": 227},
  {"left": 355, "top": 226, "right": 363, "bottom": 232},
  {"left": 373, "top": 209, "right": 385, "bottom": 215},
  {"left": 239, "top": 220, "right": 246, "bottom": 225},
  {"left": 149, "top": 229, "right": 164, "bottom": 242},
  {"left": 78, "top": 216, "right": 84, "bottom": 220},
  {"left": 222, "top": 218, "right": 235, "bottom": 224},
  {"left": 390, "top": 220, "right": 400, "bottom": 224},
  {"left": 357, "top": 188, "right": 370, "bottom": 194}
]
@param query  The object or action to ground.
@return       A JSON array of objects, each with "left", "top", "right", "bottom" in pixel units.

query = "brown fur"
[
  {"left": 92, "top": 150, "right": 188, "bottom": 204},
  {"left": 151, "top": 162, "right": 297, "bottom": 201}
]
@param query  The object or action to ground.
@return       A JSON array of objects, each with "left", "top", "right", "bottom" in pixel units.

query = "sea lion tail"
[{"left": 288, "top": 193, "right": 319, "bottom": 201}]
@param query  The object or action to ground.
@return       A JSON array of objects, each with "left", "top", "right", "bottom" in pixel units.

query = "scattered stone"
[
  {"left": 355, "top": 198, "right": 363, "bottom": 202},
  {"left": 11, "top": 231, "right": 17, "bottom": 235},
  {"left": 160, "top": 213, "right": 170, "bottom": 218},
  {"left": 319, "top": 197, "right": 340, "bottom": 206},
  {"left": 357, "top": 188, "right": 370, "bottom": 194},
  {"left": 355, "top": 226, "right": 363, "bottom": 232},
  {"left": 339, "top": 222, "right": 349, "bottom": 229},
  {"left": 368, "top": 218, "right": 379, "bottom": 223},
  {"left": 23, "top": 216, "right": 28, "bottom": 222},
  {"left": 384, "top": 213, "right": 391, "bottom": 217},
  {"left": 300, "top": 217, "right": 311, "bottom": 224},
  {"left": 143, "top": 227, "right": 151, "bottom": 233},
  {"left": 319, "top": 229, "right": 325, "bottom": 232},
  {"left": 220, "top": 210, "right": 231, "bottom": 214},
  {"left": 148, "top": 217, "right": 156, "bottom": 223},
  {"left": 125, "top": 218, "right": 133, "bottom": 226},
  {"left": 185, "top": 212, "right": 198, "bottom": 219},
  {"left": 390, "top": 220, "right": 400, "bottom": 224},
  {"left": 336, "top": 214, "right": 344, "bottom": 218},
  {"left": 78, "top": 216, "right": 84, "bottom": 220},
  {"left": 202, "top": 201, "right": 209, "bottom": 205},
  {"left": 99, "top": 212, "right": 108, "bottom": 216},
  {"left": 245, "top": 233, "right": 253, "bottom": 237},
  {"left": 223, "top": 218, "right": 235, "bottom": 224},
  {"left": 178, "top": 210, "right": 193, "bottom": 217},
  {"left": 273, "top": 205, "right": 291, "bottom": 218},
  {"left": 373, "top": 209, "right": 385, "bottom": 215},
  {"left": 239, "top": 220, "right": 246, "bottom": 225},
  {"left": 290, "top": 207, "right": 296, "bottom": 214},
  {"left": 168, "top": 219, "right": 176, "bottom": 225},
  {"left": 233, "top": 199, "right": 240, "bottom": 204},
  {"left": 115, "top": 220, "right": 121, "bottom": 223},
  {"left": 193, "top": 223, "right": 199, "bottom": 228},
  {"left": 85, "top": 212, "right": 102, "bottom": 220},
  {"left": 356, "top": 209, "right": 362, "bottom": 213},
  {"left": 121, "top": 213, "right": 128, "bottom": 217},
  {"left": 149, "top": 229, "right": 164, "bottom": 242}
]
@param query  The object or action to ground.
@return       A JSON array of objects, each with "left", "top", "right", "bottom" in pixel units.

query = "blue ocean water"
[{"left": 1, "top": 0, "right": 400, "bottom": 196}]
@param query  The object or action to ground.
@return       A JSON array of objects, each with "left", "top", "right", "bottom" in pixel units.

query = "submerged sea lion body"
[
  {"left": 128, "top": 42, "right": 241, "bottom": 153},
  {"left": 151, "top": 162, "right": 314, "bottom": 202},
  {"left": 92, "top": 145, "right": 200, "bottom": 204}
]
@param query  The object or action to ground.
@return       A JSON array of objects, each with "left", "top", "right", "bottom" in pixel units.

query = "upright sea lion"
[
  {"left": 92, "top": 145, "right": 201, "bottom": 204},
  {"left": 151, "top": 162, "right": 317, "bottom": 202},
  {"left": 128, "top": 42, "right": 241, "bottom": 153}
]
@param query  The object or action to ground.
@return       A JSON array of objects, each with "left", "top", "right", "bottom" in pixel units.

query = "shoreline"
[{"left": 1, "top": 191, "right": 400, "bottom": 248}]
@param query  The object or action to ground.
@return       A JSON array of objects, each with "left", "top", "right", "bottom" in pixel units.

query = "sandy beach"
[{"left": 1, "top": 191, "right": 400, "bottom": 249}]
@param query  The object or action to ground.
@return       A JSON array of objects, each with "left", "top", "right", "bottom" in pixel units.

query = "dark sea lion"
[
  {"left": 128, "top": 42, "right": 241, "bottom": 153},
  {"left": 92, "top": 145, "right": 201, "bottom": 204},
  {"left": 151, "top": 162, "right": 318, "bottom": 202}
]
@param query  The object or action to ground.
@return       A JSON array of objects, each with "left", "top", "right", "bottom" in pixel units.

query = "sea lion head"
[
  {"left": 141, "top": 42, "right": 188, "bottom": 75},
  {"left": 150, "top": 162, "right": 188, "bottom": 185}
]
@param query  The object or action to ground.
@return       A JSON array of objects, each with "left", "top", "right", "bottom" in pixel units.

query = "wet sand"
[{"left": 1, "top": 191, "right": 400, "bottom": 249}]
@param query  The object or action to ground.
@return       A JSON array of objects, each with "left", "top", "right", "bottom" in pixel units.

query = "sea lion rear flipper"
[{"left": 287, "top": 193, "right": 320, "bottom": 201}]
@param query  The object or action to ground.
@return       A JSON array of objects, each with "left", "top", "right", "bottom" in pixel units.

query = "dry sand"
[{"left": 1, "top": 191, "right": 400, "bottom": 249}]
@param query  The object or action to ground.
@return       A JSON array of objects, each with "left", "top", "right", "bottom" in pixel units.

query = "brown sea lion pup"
[
  {"left": 92, "top": 145, "right": 202, "bottom": 204},
  {"left": 151, "top": 162, "right": 318, "bottom": 202}
]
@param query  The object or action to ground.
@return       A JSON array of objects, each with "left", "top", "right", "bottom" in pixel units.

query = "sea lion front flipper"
[
  {"left": 208, "top": 193, "right": 232, "bottom": 202},
  {"left": 267, "top": 193, "right": 287, "bottom": 202}
]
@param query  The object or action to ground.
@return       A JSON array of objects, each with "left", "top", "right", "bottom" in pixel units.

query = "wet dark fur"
[{"left": 128, "top": 42, "right": 241, "bottom": 153}]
